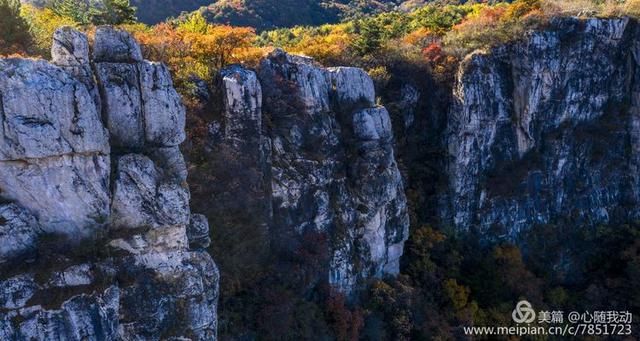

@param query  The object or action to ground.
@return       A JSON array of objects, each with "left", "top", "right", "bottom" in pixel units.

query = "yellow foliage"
[
  {"left": 20, "top": 4, "right": 78, "bottom": 57},
  {"left": 130, "top": 20, "right": 263, "bottom": 89},
  {"left": 183, "top": 24, "right": 256, "bottom": 70},
  {"left": 625, "top": 0, "right": 640, "bottom": 15},
  {"left": 288, "top": 24, "right": 354, "bottom": 65},
  {"left": 402, "top": 27, "right": 433, "bottom": 46},
  {"left": 367, "top": 65, "right": 390, "bottom": 88},
  {"left": 443, "top": 278, "right": 470, "bottom": 311},
  {"left": 177, "top": 11, "right": 209, "bottom": 34}
]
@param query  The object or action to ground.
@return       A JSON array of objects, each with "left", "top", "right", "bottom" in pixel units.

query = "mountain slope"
[
  {"left": 200, "top": 0, "right": 401, "bottom": 30},
  {"left": 130, "top": 0, "right": 212, "bottom": 24}
]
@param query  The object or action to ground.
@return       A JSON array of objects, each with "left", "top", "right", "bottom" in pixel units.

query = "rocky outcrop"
[
  {"left": 0, "top": 57, "right": 110, "bottom": 237},
  {"left": 0, "top": 27, "right": 218, "bottom": 340},
  {"left": 443, "top": 17, "right": 640, "bottom": 238},
  {"left": 207, "top": 50, "right": 409, "bottom": 294}
]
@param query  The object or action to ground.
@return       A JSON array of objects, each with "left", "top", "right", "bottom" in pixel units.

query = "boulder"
[
  {"left": 93, "top": 26, "right": 143, "bottom": 63},
  {"left": 187, "top": 214, "right": 211, "bottom": 249}
]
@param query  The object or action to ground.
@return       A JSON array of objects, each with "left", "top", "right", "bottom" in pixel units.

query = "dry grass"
[{"left": 542, "top": 0, "right": 640, "bottom": 18}]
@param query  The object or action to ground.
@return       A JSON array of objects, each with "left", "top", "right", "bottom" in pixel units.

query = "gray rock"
[
  {"left": 94, "top": 62, "right": 145, "bottom": 149},
  {"left": 51, "top": 27, "right": 101, "bottom": 114},
  {"left": 0, "top": 274, "right": 36, "bottom": 310},
  {"left": 0, "top": 204, "right": 40, "bottom": 264},
  {"left": 260, "top": 48, "right": 332, "bottom": 115},
  {"left": 399, "top": 84, "right": 419, "bottom": 129},
  {"left": 51, "top": 26, "right": 90, "bottom": 67},
  {"left": 0, "top": 58, "right": 110, "bottom": 236},
  {"left": 0, "top": 27, "right": 218, "bottom": 340},
  {"left": 352, "top": 106, "right": 392, "bottom": 141},
  {"left": 119, "top": 251, "right": 219, "bottom": 340},
  {"left": 208, "top": 51, "right": 410, "bottom": 294},
  {"left": 187, "top": 214, "right": 211, "bottom": 249},
  {"left": 0, "top": 59, "right": 109, "bottom": 160},
  {"left": 220, "top": 65, "right": 263, "bottom": 146},
  {"left": 0, "top": 154, "right": 111, "bottom": 236},
  {"left": 46, "top": 264, "right": 94, "bottom": 287},
  {"left": 111, "top": 154, "right": 190, "bottom": 229},
  {"left": 95, "top": 60, "right": 186, "bottom": 149},
  {"left": 148, "top": 146, "right": 188, "bottom": 182},
  {"left": 93, "top": 26, "right": 143, "bottom": 63},
  {"left": 443, "top": 17, "right": 639, "bottom": 237},
  {"left": 329, "top": 67, "right": 376, "bottom": 110},
  {"left": 6, "top": 286, "right": 120, "bottom": 340},
  {"left": 140, "top": 61, "right": 186, "bottom": 147}
]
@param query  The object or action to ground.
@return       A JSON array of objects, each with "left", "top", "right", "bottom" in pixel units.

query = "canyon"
[{"left": 1, "top": 15, "right": 640, "bottom": 339}]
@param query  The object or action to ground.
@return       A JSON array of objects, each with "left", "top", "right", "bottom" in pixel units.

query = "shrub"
[
  {"left": 0, "top": 0, "right": 33, "bottom": 55},
  {"left": 20, "top": 4, "right": 77, "bottom": 57},
  {"left": 49, "top": 0, "right": 136, "bottom": 25},
  {"left": 409, "top": 4, "right": 474, "bottom": 35},
  {"left": 130, "top": 13, "right": 263, "bottom": 91},
  {"left": 442, "top": 1, "right": 548, "bottom": 57}
]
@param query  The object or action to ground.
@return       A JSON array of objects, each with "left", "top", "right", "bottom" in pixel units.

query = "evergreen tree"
[
  {"left": 90, "top": 0, "right": 137, "bottom": 25},
  {"left": 0, "top": 0, "right": 33, "bottom": 54},
  {"left": 50, "top": 0, "right": 92, "bottom": 25},
  {"left": 51, "top": 0, "right": 136, "bottom": 25},
  {"left": 352, "top": 18, "right": 383, "bottom": 55}
]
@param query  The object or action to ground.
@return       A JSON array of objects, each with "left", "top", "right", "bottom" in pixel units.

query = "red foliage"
[
  {"left": 324, "top": 291, "right": 364, "bottom": 341},
  {"left": 422, "top": 41, "right": 443, "bottom": 63}
]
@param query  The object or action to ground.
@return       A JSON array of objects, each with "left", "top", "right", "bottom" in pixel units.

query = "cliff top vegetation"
[{"left": 4, "top": 0, "right": 640, "bottom": 94}]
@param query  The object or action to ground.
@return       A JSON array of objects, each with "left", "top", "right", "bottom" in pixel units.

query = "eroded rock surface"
[
  {"left": 0, "top": 27, "right": 218, "bottom": 340},
  {"left": 443, "top": 18, "right": 640, "bottom": 237},
  {"left": 206, "top": 49, "right": 409, "bottom": 294}
]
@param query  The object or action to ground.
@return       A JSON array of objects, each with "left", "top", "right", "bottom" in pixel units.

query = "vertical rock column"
[
  {"left": 0, "top": 27, "right": 219, "bottom": 340},
  {"left": 91, "top": 26, "right": 218, "bottom": 340},
  {"left": 209, "top": 50, "right": 410, "bottom": 295}
]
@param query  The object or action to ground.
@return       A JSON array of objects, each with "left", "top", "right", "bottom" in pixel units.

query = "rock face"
[
  {"left": 0, "top": 27, "right": 218, "bottom": 340},
  {"left": 0, "top": 57, "right": 110, "bottom": 236},
  {"left": 443, "top": 17, "right": 640, "bottom": 237},
  {"left": 207, "top": 50, "right": 409, "bottom": 294}
]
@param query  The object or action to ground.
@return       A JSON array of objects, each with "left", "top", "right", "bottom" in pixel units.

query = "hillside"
[
  {"left": 22, "top": 0, "right": 438, "bottom": 27},
  {"left": 130, "top": 0, "right": 212, "bottom": 23},
  {"left": 199, "top": 0, "right": 403, "bottom": 30}
]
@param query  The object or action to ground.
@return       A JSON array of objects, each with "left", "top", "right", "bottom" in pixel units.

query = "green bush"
[{"left": 0, "top": 0, "right": 32, "bottom": 55}]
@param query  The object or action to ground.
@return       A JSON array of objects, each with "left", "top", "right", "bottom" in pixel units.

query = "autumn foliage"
[{"left": 130, "top": 12, "right": 264, "bottom": 89}]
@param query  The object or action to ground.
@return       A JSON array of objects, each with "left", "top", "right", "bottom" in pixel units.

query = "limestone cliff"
[
  {"left": 441, "top": 17, "right": 640, "bottom": 238},
  {"left": 205, "top": 50, "right": 410, "bottom": 294},
  {"left": 0, "top": 27, "right": 218, "bottom": 340}
]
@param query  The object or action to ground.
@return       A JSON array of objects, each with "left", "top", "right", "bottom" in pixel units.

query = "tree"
[
  {"left": 51, "top": 0, "right": 136, "bottom": 25},
  {"left": 0, "top": 0, "right": 33, "bottom": 55},
  {"left": 91, "top": 0, "right": 136, "bottom": 25},
  {"left": 177, "top": 11, "right": 208, "bottom": 34},
  {"left": 410, "top": 4, "right": 473, "bottom": 35},
  {"left": 50, "top": 0, "right": 91, "bottom": 24},
  {"left": 181, "top": 23, "right": 257, "bottom": 71},
  {"left": 352, "top": 18, "right": 383, "bottom": 55}
]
